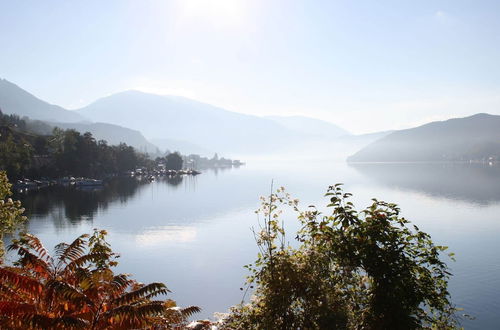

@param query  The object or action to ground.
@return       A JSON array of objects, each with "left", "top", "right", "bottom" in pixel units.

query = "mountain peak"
[
  {"left": 75, "top": 90, "right": 326, "bottom": 154},
  {"left": 266, "top": 115, "right": 350, "bottom": 138},
  {"left": 0, "top": 78, "right": 85, "bottom": 123}
]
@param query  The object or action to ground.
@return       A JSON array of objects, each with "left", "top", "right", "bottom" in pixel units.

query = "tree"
[
  {"left": 0, "top": 130, "right": 33, "bottom": 179},
  {"left": 0, "top": 111, "right": 154, "bottom": 180},
  {"left": 0, "top": 229, "right": 200, "bottom": 329},
  {"left": 221, "top": 185, "right": 459, "bottom": 329},
  {"left": 165, "top": 152, "right": 183, "bottom": 171},
  {"left": 0, "top": 171, "right": 26, "bottom": 262}
]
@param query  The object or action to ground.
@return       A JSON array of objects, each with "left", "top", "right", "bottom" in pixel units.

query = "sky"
[{"left": 1, "top": 0, "right": 500, "bottom": 133}]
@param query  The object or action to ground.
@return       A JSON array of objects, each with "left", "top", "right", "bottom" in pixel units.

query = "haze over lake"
[
  {"left": 12, "top": 160, "right": 500, "bottom": 330},
  {"left": 3, "top": 1, "right": 500, "bottom": 328}
]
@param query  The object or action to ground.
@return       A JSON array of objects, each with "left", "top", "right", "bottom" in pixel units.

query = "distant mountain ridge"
[
  {"left": 0, "top": 79, "right": 158, "bottom": 153},
  {"left": 0, "top": 78, "right": 85, "bottom": 122},
  {"left": 266, "top": 115, "right": 350, "bottom": 139},
  {"left": 1, "top": 78, "right": 388, "bottom": 158},
  {"left": 150, "top": 138, "right": 211, "bottom": 155},
  {"left": 348, "top": 113, "right": 500, "bottom": 162},
  {"left": 76, "top": 90, "right": 317, "bottom": 155}
]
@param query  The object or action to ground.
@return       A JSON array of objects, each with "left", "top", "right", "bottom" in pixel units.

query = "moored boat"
[{"left": 75, "top": 179, "right": 103, "bottom": 186}]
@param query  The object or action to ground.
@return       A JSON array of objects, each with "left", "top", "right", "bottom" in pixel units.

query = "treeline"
[
  {"left": 0, "top": 110, "right": 243, "bottom": 181},
  {"left": 0, "top": 110, "right": 150, "bottom": 180},
  {"left": 184, "top": 153, "right": 243, "bottom": 169}
]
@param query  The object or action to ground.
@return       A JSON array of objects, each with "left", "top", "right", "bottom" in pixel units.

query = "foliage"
[
  {"left": 48, "top": 128, "right": 147, "bottom": 178},
  {"left": 0, "top": 109, "right": 154, "bottom": 180},
  {"left": 0, "top": 229, "right": 200, "bottom": 329},
  {"left": 221, "top": 185, "right": 460, "bottom": 330},
  {"left": 0, "top": 171, "right": 26, "bottom": 262},
  {"left": 0, "top": 110, "right": 238, "bottom": 180},
  {"left": 164, "top": 152, "right": 184, "bottom": 171},
  {"left": 183, "top": 153, "right": 238, "bottom": 169},
  {"left": 0, "top": 125, "right": 149, "bottom": 181},
  {"left": 0, "top": 127, "right": 33, "bottom": 179}
]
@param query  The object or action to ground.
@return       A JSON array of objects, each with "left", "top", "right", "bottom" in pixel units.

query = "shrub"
[
  {"left": 221, "top": 185, "right": 459, "bottom": 329},
  {"left": 0, "top": 170, "right": 26, "bottom": 262},
  {"left": 0, "top": 229, "right": 200, "bottom": 329}
]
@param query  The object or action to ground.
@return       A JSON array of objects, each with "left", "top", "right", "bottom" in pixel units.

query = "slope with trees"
[
  {"left": 0, "top": 110, "right": 151, "bottom": 180},
  {"left": 0, "top": 79, "right": 160, "bottom": 153},
  {"left": 348, "top": 113, "right": 500, "bottom": 162},
  {"left": 48, "top": 122, "right": 159, "bottom": 154}
]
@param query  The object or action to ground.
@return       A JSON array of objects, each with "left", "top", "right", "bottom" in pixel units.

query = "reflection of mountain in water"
[
  {"left": 15, "top": 176, "right": 185, "bottom": 224},
  {"left": 350, "top": 163, "right": 500, "bottom": 205}
]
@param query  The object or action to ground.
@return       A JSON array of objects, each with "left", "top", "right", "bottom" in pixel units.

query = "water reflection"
[
  {"left": 135, "top": 226, "right": 197, "bottom": 246},
  {"left": 165, "top": 175, "right": 184, "bottom": 187},
  {"left": 350, "top": 163, "right": 500, "bottom": 205},
  {"left": 14, "top": 176, "right": 189, "bottom": 224},
  {"left": 8, "top": 162, "right": 500, "bottom": 328},
  {"left": 15, "top": 167, "right": 258, "bottom": 233}
]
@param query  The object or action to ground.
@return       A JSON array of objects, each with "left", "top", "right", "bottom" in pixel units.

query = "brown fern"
[{"left": 0, "top": 230, "right": 201, "bottom": 329}]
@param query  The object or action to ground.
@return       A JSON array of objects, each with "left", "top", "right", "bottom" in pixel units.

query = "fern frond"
[
  {"left": 55, "top": 234, "right": 89, "bottom": 265},
  {"left": 113, "top": 282, "right": 169, "bottom": 306},
  {"left": 63, "top": 252, "right": 110, "bottom": 273},
  {"left": 106, "top": 300, "right": 165, "bottom": 320},
  {"left": 8, "top": 244, "right": 51, "bottom": 277},
  {"left": 46, "top": 279, "right": 92, "bottom": 305},
  {"left": 109, "top": 274, "right": 134, "bottom": 297},
  {"left": 22, "top": 234, "right": 53, "bottom": 264},
  {"left": 0, "top": 267, "right": 43, "bottom": 295},
  {"left": 0, "top": 301, "right": 36, "bottom": 315},
  {"left": 26, "top": 313, "right": 88, "bottom": 329},
  {"left": 180, "top": 305, "right": 202, "bottom": 318},
  {"left": 135, "top": 301, "right": 167, "bottom": 317},
  {"left": 51, "top": 315, "right": 89, "bottom": 329}
]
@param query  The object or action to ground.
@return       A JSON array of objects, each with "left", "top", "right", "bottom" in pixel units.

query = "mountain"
[
  {"left": 266, "top": 115, "right": 349, "bottom": 139},
  {"left": 0, "top": 79, "right": 387, "bottom": 158},
  {"left": 262, "top": 116, "right": 391, "bottom": 160},
  {"left": 0, "top": 78, "right": 85, "bottom": 122},
  {"left": 51, "top": 122, "right": 159, "bottom": 154},
  {"left": 0, "top": 79, "right": 160, "bottom": 153},
  {"left": 76, "top": 90, "right": 312, "bottom": 155},
  {"left": 347, "top": 113, "right": 500, "bottom": 162},
  {"left": 150, "top": 138, "right": 212, "bottom": 156}
]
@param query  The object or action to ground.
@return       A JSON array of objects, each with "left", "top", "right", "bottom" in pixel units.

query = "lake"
[{"left": 11, "top": 160, "right": 500, "bottom": 329}]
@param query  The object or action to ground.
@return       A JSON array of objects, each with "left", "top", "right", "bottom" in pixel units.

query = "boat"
[
  {"left": 58, "top": 177, "right": 76, "bottom": 186},
  {"left": 75, "top": 179, "right": 103, "bottom": 186}
]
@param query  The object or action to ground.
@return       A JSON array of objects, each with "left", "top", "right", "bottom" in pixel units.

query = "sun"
[{"left": 177, "top": 0, "right": 249, "bottom": 28}]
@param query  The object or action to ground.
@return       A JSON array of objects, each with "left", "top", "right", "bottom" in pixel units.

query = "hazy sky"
[{"left": 1, "top": 0, "right": 500, "bottom": 133}]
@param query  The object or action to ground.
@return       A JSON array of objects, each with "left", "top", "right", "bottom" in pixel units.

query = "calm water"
[{"left": 11, "top": 161, "right": 500, "bottom": 329}]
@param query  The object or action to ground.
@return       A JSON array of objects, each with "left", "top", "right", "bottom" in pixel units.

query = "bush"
[
  {"left": 0, "top": 230, "right": 200, "bottom": 329},
  {"left": 221, "top": 185, "right": 459, "bottom": 329},
  {"left": 0, "top": 170, "right": 26, "bottom": 262}
]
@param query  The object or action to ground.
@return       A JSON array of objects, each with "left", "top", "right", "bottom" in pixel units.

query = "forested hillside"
[
  {"left": 348, "top": 113, "right": 500, "bottom": 162},
  {"left": 0, "top": 110, "right": 149, "bottom": 180}
]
